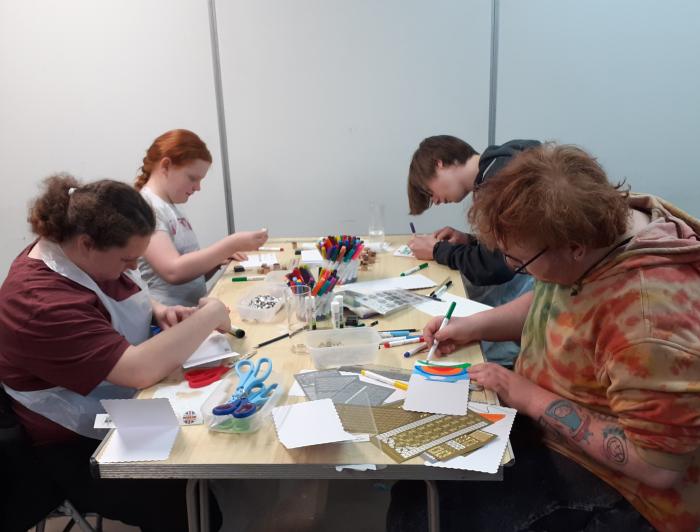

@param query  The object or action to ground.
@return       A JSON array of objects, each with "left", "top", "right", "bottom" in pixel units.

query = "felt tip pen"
[
  {"left": 228, "top": 326, "right": 246, "bottom": 338},
  {"left": 404, "top": 342, "right": 428, "bottom": 358},
  {"left": 231, "top": 275, "right": 265, "bottom": 282},
  {"left": 383, "top": 336, "right": 424, "bottom": 348},
  {"left": 258, "top": 246, "right": 284, "bottom": 251},
  {"left": 233, "top": 265, "right": 246, "bottom": 273},
  {"left": 432, "top": 283, "right": 451, "bottom": 300},
  {"left": 427, "top": 301, "right": 457, "bottom": 360},
  {"left": 378, "top": 330, "right": 418, "bottom": 338},
  {"left": 399, "top": 263, "right": 428, "bottom": 276},
  {"left": 428, "top": 277, "right": 452, "bottom": 298},
  {"left": 409, "top": 222, "right": 416, "bottom": 234},
  {"left": 361, "top": 370, "right": 409, "bottom": 391}
]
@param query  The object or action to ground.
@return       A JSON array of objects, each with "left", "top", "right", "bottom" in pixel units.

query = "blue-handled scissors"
[
  {"left": 233, "top": 357, "right": 272, "bottom": 398},
  {"left": 212, "top": 382, "right": 278, "bottom": 417}
]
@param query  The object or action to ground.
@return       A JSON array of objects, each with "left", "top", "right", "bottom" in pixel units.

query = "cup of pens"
[
  {"left": 285, "top": 284, "right": 310, "bottom": 354},
  {"left": 317, "top": 235, "right": 363, "bottom": 285}
]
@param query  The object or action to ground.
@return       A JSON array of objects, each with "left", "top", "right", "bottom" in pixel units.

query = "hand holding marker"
[{"left": 427, "top": 301, "right": 457, "bottom": 360}]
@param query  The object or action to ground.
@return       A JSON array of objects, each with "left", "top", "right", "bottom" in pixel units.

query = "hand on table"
[
  {"left": 422, "top": 315, "right": 480, "bottom": 357},
  {"left": 433, "top": 226, "right": 473, "bottom": 245}
]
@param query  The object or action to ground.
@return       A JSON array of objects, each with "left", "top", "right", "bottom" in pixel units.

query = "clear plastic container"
[
  {"left": 203, "top": 370, "right": 285, "bottom": 434},
  {"left": 305, "top": 327, "right": 381, "bottom": 369},
  {"left": 236, "top": 283, "right": 287, "bottom": 323}
]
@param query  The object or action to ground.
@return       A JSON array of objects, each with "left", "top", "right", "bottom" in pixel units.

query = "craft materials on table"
[
  {"left": 211, "top": 357, "right": 277, "bottom": 422},
  {"left": 182, "top": 332, "right": 234, "bottom": 369},
  {"left": 403, "top": 360, "right": 471, "bottom": 416},
  {"left": 316, "top": 235, "right": 364, "bottom": 284},
  {"left": 360, "top": 369, "right": 409, "bottom": 391},
  {"left": 236, "top": 253, "right": 279, "bottom": 270},
  {"left": 343, "top": 288, "right": 431, "bottom": 316},
  {"left": 425, "top": 403, "right": 517, "bottom": 474},
  {"left": 153, "top": 378, "right": 222, "bottom": 425},
  {"left": 428, "top": 277, "right": 452, "bottom": 300},
  {"left": 272, "top": 399, "right": 360, "bottom": 449},
  {"left": 286, "top": 265, "right": 339, "bottom": 321},
  {"left": 413, "top": 292, "right": 493, "bottom": 320},
  {"left": 237, "top": 283, "right": 287, "bottom": 323},
  {"left": 293, "top": 369, "right": 395, "bottom": 406},
  {"left": 400, "top": 262, "right": 429, "bottom": 277},
  {"left": 335, "top": 402, "right": 494, "bottom": 463},
  {"left": 393, "top": 244, "right": 415, "bottom": 258},
  {"left": 98, "top": 398, "right": 180, "bottom": 463},
  {"left": 336, "top": 274, "right": 436, "bottom": 294},
  {"left": 404, "top": 342, "right": 428, "bottom": 358}
]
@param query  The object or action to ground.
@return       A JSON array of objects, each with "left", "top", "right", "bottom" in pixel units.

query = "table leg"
[
  {"left": 198, "top": 479, "right": 211, "bottom": 532},
  {"left": 186, "top": 479, "right": 200, "bottom": 532},
  {"left": 425, "top": 479, "right": 440, "bottom": 532}
]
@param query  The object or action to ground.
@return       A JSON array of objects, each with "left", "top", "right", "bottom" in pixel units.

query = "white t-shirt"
[{"left": 138, "top": 187, "right": 207, "bottom": 306}]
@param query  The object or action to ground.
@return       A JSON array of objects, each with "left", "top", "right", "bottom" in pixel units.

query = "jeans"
[{"left": 387, "top": 417, "right": 655, "bottom": 532}]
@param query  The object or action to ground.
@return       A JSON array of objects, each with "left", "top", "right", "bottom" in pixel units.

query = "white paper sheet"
[
  {"left": 271, "top": 399, "right": 357, "bottom": 449},
  {"left": 403, "top": 362, "right": 470, "bottom": 415},
  {"left": 425, "top": 403, "right": 517, "bottom": 473},
  {"left": 99, "top": 398, "right": 180, "bottom": 463},
  {"left": 336, "top": 274, "right": 435, "bottom": 294},
  {"left": 393, "top": 245, "right": 415, "bottom": 258},
  {"left": 238, "top": 253, "right": 279, "bottom": 269},
  {"left": 288, "top": 369, "right": 406, "bottom": 404},
  {"left": 300, "top": 249, "right": 324, "bottom": 264},
  {"left": 152, "top": 378, "right": 222, "bottom": 425},
  {"left": 413, "top": 292, "right": 493, "bottom": 318},
  {"left": 182, "top": 332, "right": 235, "bottom": 369}
]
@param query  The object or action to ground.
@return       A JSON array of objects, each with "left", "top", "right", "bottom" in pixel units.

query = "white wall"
[
  {"left": 0, "top": 0, "right": 227, "bottom": 277},
  {"left": 215, "top": 0, "right": 492, "bottom": 237},
  {"left": 497, "top": 0, "right": 700, "bottom": 214}
]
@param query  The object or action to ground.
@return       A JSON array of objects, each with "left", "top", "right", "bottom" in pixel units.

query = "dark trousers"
[
  {"left": 34, "top": 437, "right": 189, "bottom": 532},
  {"left": 387, "top": 417, "right": 656, "bottom": 532}
]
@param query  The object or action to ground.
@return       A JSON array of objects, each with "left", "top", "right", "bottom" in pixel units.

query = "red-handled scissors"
[{"left": 184, "top": 365, "right": 231, "bottom": 388}]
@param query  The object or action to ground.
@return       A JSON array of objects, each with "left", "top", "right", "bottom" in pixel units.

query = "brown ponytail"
[
  {"left": 29, "top": 174, "right": 156, "bottom": 249},
  {"left": 135, "top": 129, "right": 212, "bottom": 190}
]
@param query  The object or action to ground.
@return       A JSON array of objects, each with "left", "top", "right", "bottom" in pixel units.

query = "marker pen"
[{"left": 399, "top": 263, "right": 428, "bottom": 276}]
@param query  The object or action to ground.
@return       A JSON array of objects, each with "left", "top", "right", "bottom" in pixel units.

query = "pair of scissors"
[
  {"left": 212, "top": 381, "right": 278, "bottom": 418},
  {"left": 184, "top": 365, "right": 231, "bottom": 388},
  {"left": 232, "top": 357, "right": 272, "bottom": 399}
]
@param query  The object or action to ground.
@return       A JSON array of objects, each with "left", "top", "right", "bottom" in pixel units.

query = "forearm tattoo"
[
  {"left": 602, "top": 426, "right": 629, "bottom": 465},
  {"left": 545, "top": 399, "right": 593, "bottom": 444}
]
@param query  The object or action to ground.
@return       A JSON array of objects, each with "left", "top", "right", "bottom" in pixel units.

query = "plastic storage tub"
[
  {"left": 202, "top": 370, "right": 285, "bottom": 434},
  {"left": 305, "top": 327, "right": 381, "bottom": 369},
  {"left": 236, "top": 283, "right": 287, "bottom": 323}
]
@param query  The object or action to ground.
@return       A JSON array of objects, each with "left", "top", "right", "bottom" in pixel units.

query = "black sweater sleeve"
[{"left": 433, "top": 240, "right": 515, "bottom": 285}]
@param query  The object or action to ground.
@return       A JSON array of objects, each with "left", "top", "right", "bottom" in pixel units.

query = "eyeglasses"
[{"left": 503, "top": 247, "right": 548, "bottom": 275}]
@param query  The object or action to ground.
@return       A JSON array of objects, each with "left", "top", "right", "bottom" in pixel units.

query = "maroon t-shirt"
[{"left": 0, "top": 242, "right": 139, "bottom": 446}]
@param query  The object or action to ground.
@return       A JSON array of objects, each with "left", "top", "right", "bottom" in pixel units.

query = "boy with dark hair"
[{"left": 407, "top": 135, "right": 540, "bottom": 366}]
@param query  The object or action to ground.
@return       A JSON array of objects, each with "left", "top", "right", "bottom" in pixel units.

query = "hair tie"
[{"left": 68, "top": 187, "right": 77, "bottom": 196}]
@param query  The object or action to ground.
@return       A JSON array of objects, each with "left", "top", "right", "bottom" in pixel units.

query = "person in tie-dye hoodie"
[{"left": 389, "top": 143, "right": 699, "bottom": 532}]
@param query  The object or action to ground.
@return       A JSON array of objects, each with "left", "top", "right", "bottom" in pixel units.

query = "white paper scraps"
[
  {"left": 336, "top": 274, "right": 435, "bottom": 294},
  {"left": 393, "top": 244, "right": 415, "bottom": 258},
  {"left": 413, "top": 292, "right": 493, "bottom": 318},
  {"left": 403, "top": 361, "right": 470, "bottom": 416},
  {"left": 238, "top": 253, "right": 279, "bottom": 269},
  {"left": 425, "top": 403, "right": 517, "bottom": 474},
  {"left": 98, "top": 398, "right": 180, "bottom": 463},
  {"left": 300, "top": 248, "right": 324, "bottom": 264},
  {"left": 271, "top": 399, "right": 357, "bottom": 449},
  {"left": 183, "top": 332, "right": 234, "bottom": 369},
  {"left": 152, "top": 378, "right": 222, "bottom": 425}
]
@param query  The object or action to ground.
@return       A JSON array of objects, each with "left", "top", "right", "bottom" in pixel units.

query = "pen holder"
[
  {"left": 321, "top": 259, "right": 359, "bottom": 285},
  {"left": 312, "top": 292, "right": 333, "bottom": 322}
]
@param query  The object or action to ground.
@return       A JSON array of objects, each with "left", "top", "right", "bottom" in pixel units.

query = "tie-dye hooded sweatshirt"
[{"left": 516, "top": 194, "right": 700, "bottom": 532}]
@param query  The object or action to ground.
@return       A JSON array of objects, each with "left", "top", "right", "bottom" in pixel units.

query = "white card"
[
  {"left": 300, "top": 248, "right": 324, "bottom": 264},
  {"left": 152, "top": 378, "right": 222, "bottom": 425},
  {"left": 336, "top": 274, "right": 435, "bottom": 294},
  {"left": 425, "top": 403, "right": 517, "bottom": 474},
  {"left": 238, "top": 253, "right": 278, "bottom": 269},
  {"left": 272, "top": 399, "right": 357, "bottom": 449},
  {"left": 413, "top": 292, "right": 493, "bottom": 318},
  {"left": 99, "top": 398, "right": 180, "bottom": 463},
  {"left": 403, "top": 361, "right": 470, "bottom": 416},
  {"left": 182, "top": 332, "right": 234, "bottom": 369},
  {"left": 393, "top": 244, "right": 415, "bottom": 258}
]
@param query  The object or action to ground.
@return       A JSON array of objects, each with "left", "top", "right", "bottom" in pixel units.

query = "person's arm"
[
  {"left": 433, "top": 241, "right": 516, "bottom": 286},
  {"left": 423, "top": 291, "right": 533, "bottom": 356},
  {"left": 469, "top": 364, "right": 686, "bottom": 489},
  {"left": 143, "top": 229, "right": 267, "bottom": 285},
  {"left": 106, "top": 297, "right": 231, "bottom": 389}
]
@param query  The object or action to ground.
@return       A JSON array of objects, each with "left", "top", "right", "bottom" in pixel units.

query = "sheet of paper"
[
  {"left": 300, "top": 248, "right": 324, "bottom": 264},
  {"left": 182, "top": 332, "right": 234, "bottom": 369},
  {"left": 238, "top": 253, "right": 278, "bottom": 269},
  {"left": 403, "top": 361, "right": 470, "bottom": 416},
  {"left": 413, "top": 292, "right": 493, "bottom": 318},
  {"left": 393, "top": 244, "right": 414, "bottom": 258},
  {"left": 336, "top": 274, "right": 435, "bottom": 294},
  {"left": 152, "top": 378, "right": 222, "bottom": 425},
  {"left": 99, "top": 398, "right": 180, "bottom": 463},
  {"left": 272, "top": 399, "right": 357, "bottom": 449},
  {"left": 425, "top": 403, "right": 517, "bottom": 474}
]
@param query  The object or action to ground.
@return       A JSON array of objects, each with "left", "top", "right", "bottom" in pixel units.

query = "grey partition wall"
[
  {"left": 215, "top": 0, "right": 493, "bottom": 237},
  {"left": 496, "top": 0, "right": 700, "bottom": 214},
  {"left": 0, "top": 0, "right": 227, "bottom": 277}
]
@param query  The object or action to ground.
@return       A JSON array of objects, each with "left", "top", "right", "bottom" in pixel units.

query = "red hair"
[
  {"left": 468, "top": 143, "right": 629, "bottom": 251},
  {"left": 135, "top": 129, "right": 212, "bottom": 190}
]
